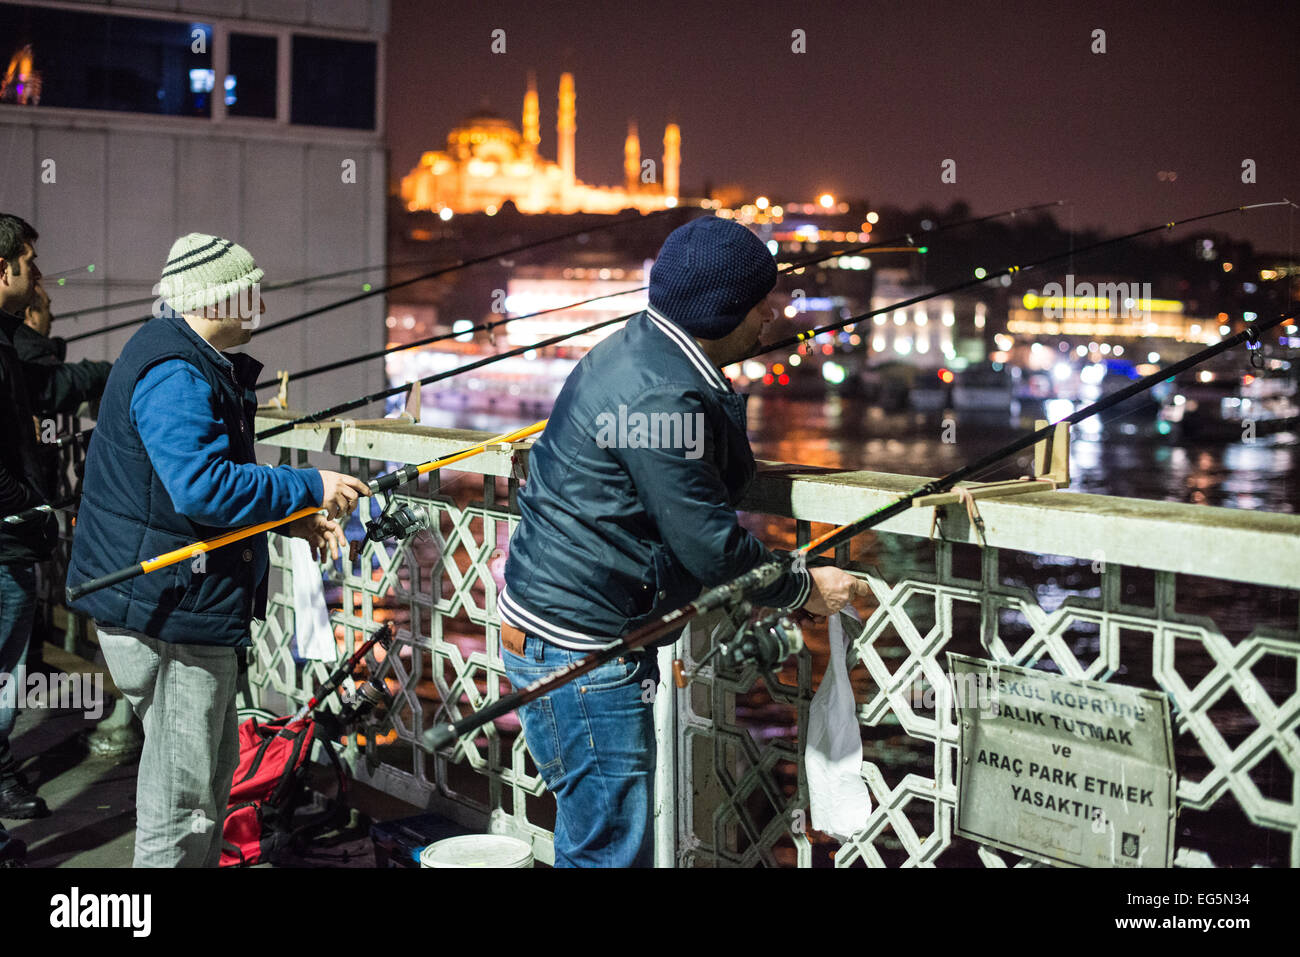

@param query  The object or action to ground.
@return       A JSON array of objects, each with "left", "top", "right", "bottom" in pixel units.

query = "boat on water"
[{"left": 1157, "top": 364, "right": 1299, "bottom": 442}]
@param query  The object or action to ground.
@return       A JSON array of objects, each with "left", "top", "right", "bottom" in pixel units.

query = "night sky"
[{"left": 387, "top": 0, "right": 1299, "bottom": 254}]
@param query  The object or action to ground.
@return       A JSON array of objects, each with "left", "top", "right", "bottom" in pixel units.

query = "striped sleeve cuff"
[{"left": 775, "top": 563, "right": 813, "bottom": 612}]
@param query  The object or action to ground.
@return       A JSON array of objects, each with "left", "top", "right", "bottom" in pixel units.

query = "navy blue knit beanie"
[{"left": 648, "top": 217, "right": 777, "bottom": 339}]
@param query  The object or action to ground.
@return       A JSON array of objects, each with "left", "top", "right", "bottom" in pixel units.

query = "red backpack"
[{"left": 220, "top": 713, "right": 347, "bottom": 867}]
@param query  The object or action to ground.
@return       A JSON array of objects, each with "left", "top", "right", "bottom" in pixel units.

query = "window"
[
  {"left": 0, "top": 3, "right": 212, "bottom": 116},
  {"left": 226, "top": 32, "right": 277, "bottom": 119},
  {"left": 291, "top": 34, "right": 376, "bottom": 130}
]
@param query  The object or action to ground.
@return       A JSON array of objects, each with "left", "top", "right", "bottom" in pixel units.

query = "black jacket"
[
  {"left": 0, "top": 309, "right": 110, "bottom": 564},
  {"left": 12, "top": 323, "right": 111, "bottom": 496},
  {"left": 500, "top": 310, "right": 811, "bottom": 649}
]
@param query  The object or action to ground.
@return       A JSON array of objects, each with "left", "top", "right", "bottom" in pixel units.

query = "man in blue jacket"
[
  {"left": 500, "top": 217, "right": 867, "bottom": 867},
  {"left": 67, "top": 233, "right": 368, "bottom": 867}
]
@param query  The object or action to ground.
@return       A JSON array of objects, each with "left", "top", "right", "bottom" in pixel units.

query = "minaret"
[
  {"left": 521, "top": 70, "right": 540, "bottom": 160},
  {"left": 663, "top": 123, "right": 680, "bottom": 202},
  {"left": 557, "top": 72, "right": 576, "bottom": 202},
  {"left": 624, "top": 120, "right": 640, "bottom": 193}
]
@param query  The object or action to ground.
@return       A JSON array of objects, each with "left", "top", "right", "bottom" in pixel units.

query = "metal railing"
[{"left": 48, "top": 409, "right": 1300, "bottom": 867}]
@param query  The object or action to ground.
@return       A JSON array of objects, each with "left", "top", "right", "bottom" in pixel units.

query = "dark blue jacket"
[
  {"left": 500, "top": 309, "right": 811, "bottom": 649},
  {"left": 67, "top": 315, "right": 319, "bottom": 647}
]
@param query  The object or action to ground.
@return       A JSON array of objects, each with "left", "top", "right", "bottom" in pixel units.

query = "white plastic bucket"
[{"left": 419, "top": 834, "right": 534, "bottom": 868}]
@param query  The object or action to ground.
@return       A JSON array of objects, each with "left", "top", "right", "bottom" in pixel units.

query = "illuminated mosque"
[{"left": 400, "top": 72, "right": 680, "bottom": 216}]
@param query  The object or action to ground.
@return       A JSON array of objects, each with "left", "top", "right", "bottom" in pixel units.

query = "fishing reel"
[
  {"left": 674, "top": 609, "right": 805, "bottom": 688},
  {"left": 721, "top": 612, "right": 805, "bottom": 671},
  {"left": 315, "top": 677, "right": 393, "bottom": 740},
  {"left": 339, "top": 676, "right": 392, "bottom": 725},
  {"left": 365, "top": 497, "right": 429, "bottom": 543}
]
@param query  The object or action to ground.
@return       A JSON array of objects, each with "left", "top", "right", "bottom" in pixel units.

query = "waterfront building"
[{"left": 400, "top": 72, "right": 681, "bottom": 217}]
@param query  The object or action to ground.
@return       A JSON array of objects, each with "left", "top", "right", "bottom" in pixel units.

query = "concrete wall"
[
  {"left": 0, "top": 0, "right": 389, "bottom": 422},
  {"left": 69, "top": 0, "right": 387, "bottom": 34}
]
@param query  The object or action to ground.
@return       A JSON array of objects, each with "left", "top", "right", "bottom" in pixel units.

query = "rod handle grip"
[
  {"left": 369, "top": 466, "right": 418, "bottom": 495},
  {"left": 67, "top": 564, "right": 142, "bottom": 603},
  {"left": 421, "top": 723, "right": 457, "bottom": 752}
]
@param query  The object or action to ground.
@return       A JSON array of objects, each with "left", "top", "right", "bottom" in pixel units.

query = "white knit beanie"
[{"left": 158, "top": 233, "right": 264, "bottom": 316}]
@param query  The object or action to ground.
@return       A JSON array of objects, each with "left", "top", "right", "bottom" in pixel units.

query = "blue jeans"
[
  {"left": 0, "top": 563, "right": 36, "bottom": 772},
  {"left": 502, "top": 635, "right": 659, "bottom": 867},
  {"left": 0, "top": 563, "right": 36, "bottom": 861}
]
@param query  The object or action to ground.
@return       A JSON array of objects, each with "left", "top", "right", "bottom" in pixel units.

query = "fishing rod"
[
  {"left": 293, "top": 622, "right": 395, "bottom": 721},
  {"left": 62, "top": 207, "right": 677, "bottom": 343},
  {"left": 65, "top": 420, "right": 547, "bottom": 602},
  {"left": 251, "top": 246, "right": 927, "bottom": 392},
  {"left": 252, "top": 283, "right": 649, "bottom": 391},
  {"left": 755, "top": 200, "right": 1297, "bottom": 359},
  {"left": 256, "top": 201, "right": 1064, "bottom": 437},
  {"left": 61, "top": 259, "right": 441, "bottom": 343},
  {"left": 418, "top": 306, "right": 1297, "bottom": 753},
  {"left": 248, "top": 208, "right": 683, "bottom": 341},
  {"left": 259, "top": 202, "right": 1064, "bottom": 389}
]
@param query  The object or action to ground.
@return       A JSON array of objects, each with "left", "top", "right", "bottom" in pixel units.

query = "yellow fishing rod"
[{"left": 66, "top": 420, "right": 546, "bottom": 602}]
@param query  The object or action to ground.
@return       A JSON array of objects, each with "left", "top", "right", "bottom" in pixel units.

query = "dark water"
[
  {"left": 416, "top": 393, "right": 1297, "bottom": 866},
  {"left": 745, "top": 394, "right": 1299, "bottom": 512}
]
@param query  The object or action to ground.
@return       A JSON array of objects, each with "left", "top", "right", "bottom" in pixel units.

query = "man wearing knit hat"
[
  {"left": 67, "top": 233, "right": 369, "bottom": 867},
  {"left": 499, "top": 217, "right": 867, "bottom": 867}
]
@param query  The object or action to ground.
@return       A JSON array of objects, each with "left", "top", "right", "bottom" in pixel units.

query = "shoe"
[{"left": 0, "top": 775, "right": 49, "bottom": 819}]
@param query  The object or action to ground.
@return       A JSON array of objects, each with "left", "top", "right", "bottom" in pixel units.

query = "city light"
[
  {"left": 1148, "top": 352, "right": 1161, "bottom": 363},
  {"left": 974, "top": 267, "right": 987, "bottom": 279},
  {"left": 822, "top": 361, "right": 846, "bottom": 385},
  {"left": 818, "top": 193, "right": 835, "bottom": 209},
  {"left": 439, "top": 207, "right": 453, "bottom": 221},
  {"left": 866, "top": 211, "right": 879, "bottom": 224},
  {"left": 756, "top": 196, "right": 769, "bottom": 210},
  {"left": 453, "top": 319, "right": 475, "bottom": 341}
]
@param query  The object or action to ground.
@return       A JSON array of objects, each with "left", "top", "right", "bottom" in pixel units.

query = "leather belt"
[{"left": 501, "top": 622, "right": 527, "bottom": 656}]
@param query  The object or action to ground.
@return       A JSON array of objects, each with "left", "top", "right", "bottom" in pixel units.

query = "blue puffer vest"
[{"left": 67, "top": 316, "right": 267, "bottom": 646}]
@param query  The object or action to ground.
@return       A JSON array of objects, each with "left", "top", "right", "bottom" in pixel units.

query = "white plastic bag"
[
  {"left": 289, "top": 537, "right": 334, "bottom": 660},
  {"left": 806, "top": 607, "right": 873, "bottom": 841}
]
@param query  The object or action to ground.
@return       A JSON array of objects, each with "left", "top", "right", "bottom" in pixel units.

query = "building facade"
[{"left": 0, "top": 0, "right": 389, "bottom": 416}]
